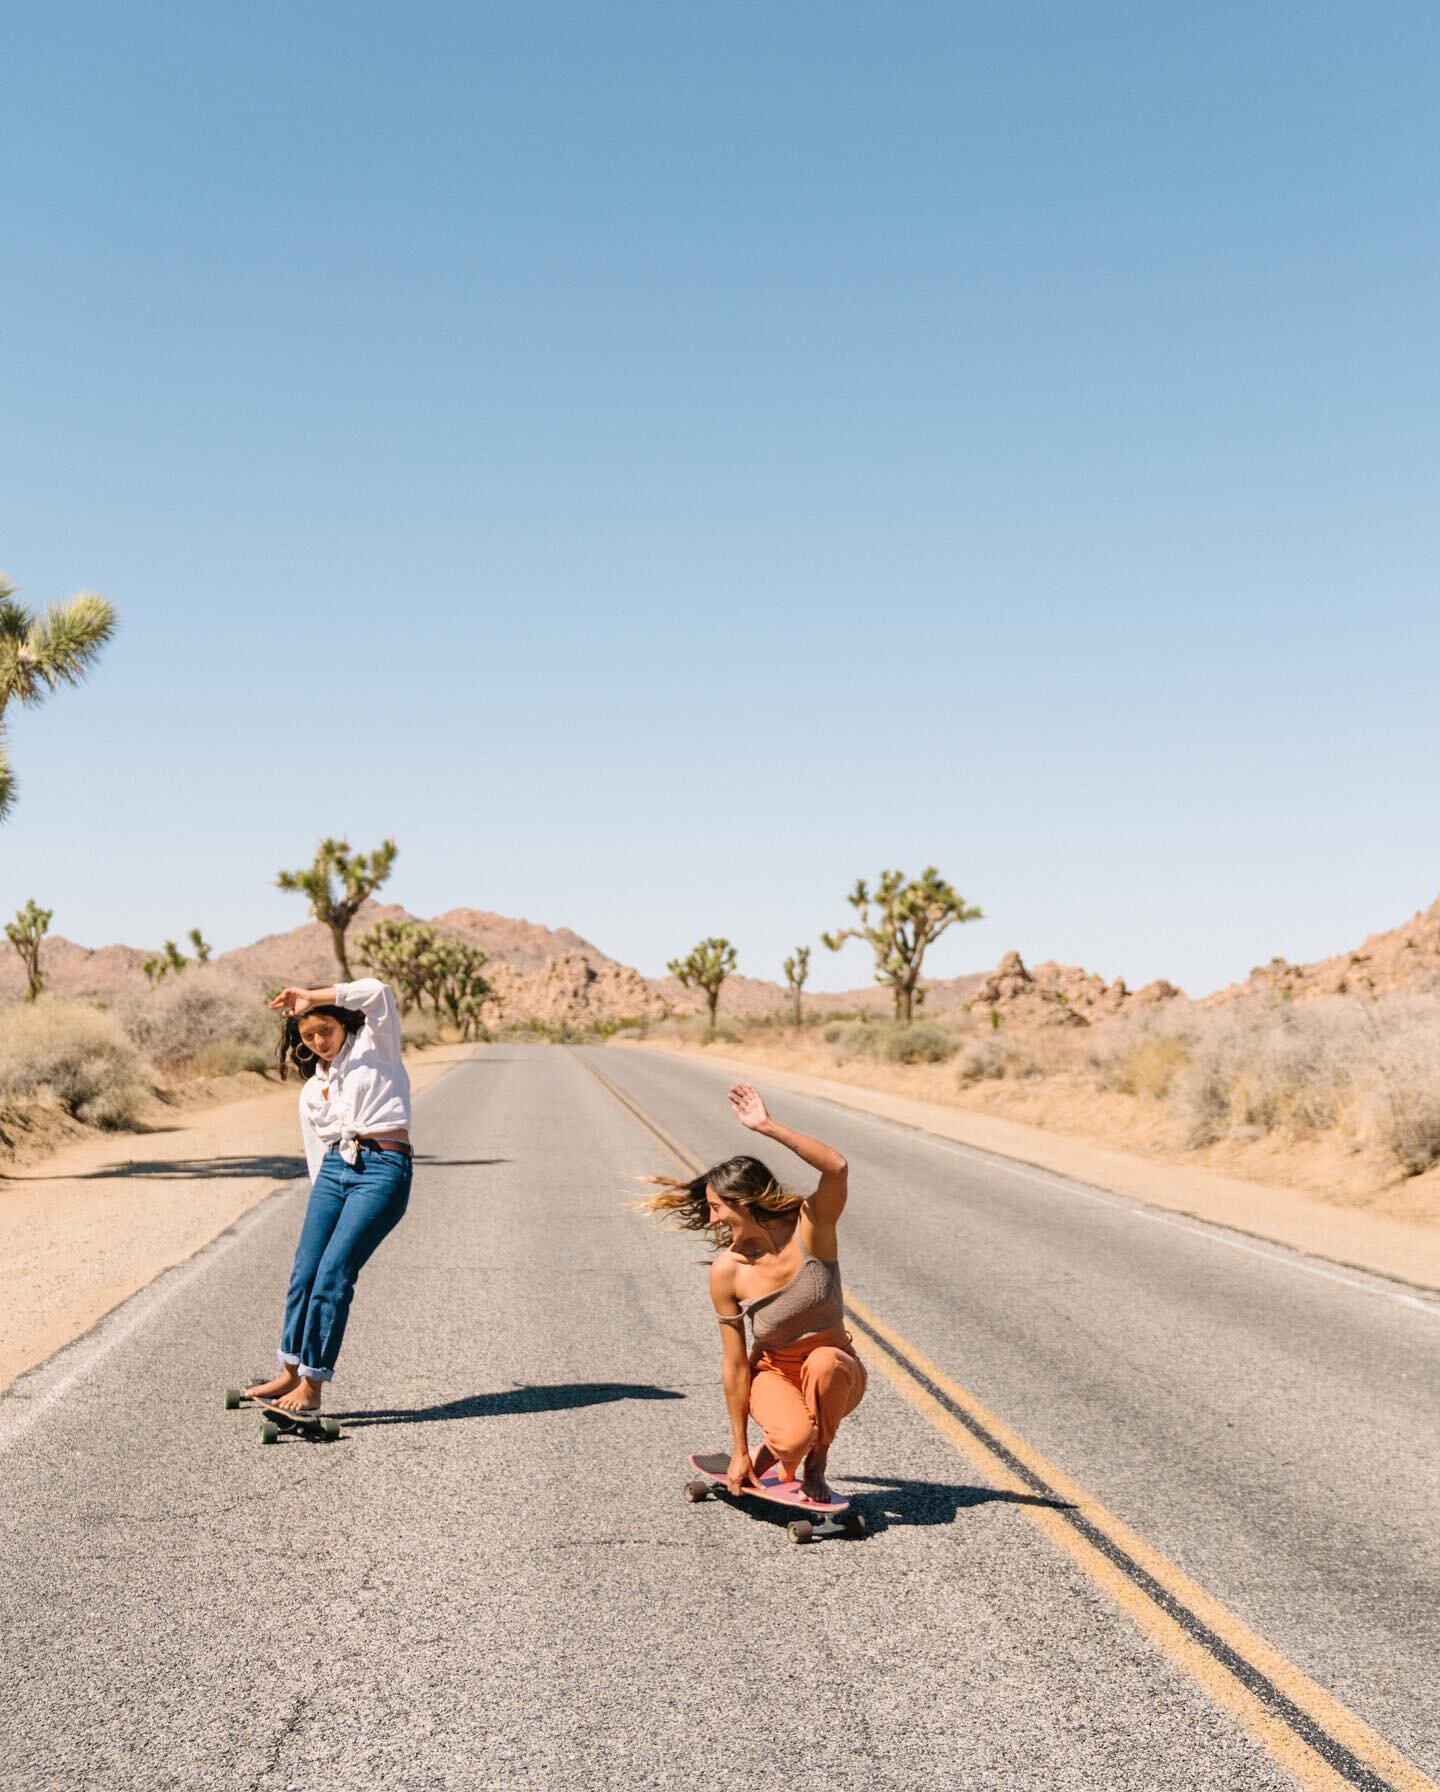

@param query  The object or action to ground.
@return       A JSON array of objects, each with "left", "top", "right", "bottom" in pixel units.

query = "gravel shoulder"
[
  {"left": 0, "top": 1045, "right": 472, "bottom": 1392},
  {"left": 620, "top": 1040, "right": 1440, "bottom": 1290}
]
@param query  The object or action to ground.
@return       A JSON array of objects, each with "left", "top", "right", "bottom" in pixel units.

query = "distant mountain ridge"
[{"left": 5, "top": 892, "right": 1438, "bottom": 1024}]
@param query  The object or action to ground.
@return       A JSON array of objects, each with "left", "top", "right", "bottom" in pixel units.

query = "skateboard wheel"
[
  {"left": 224, "top": 1388, "right": 242, "bottom": 1410},
  {"left": 843, "top": 1512, "right": 867, "bottom": 1538},
  {"left": 683, "top": 1480, "right": 710, "bottom": 1503},
  {"left": 259, "top": 1422, "right": 279, "bottom": 1445},
  {"left": 787, "top": 1519, "right": 813, "bottom": 1545},
  {"left": 320, "top": 1419, "right": 341, "bottom": 1441}
]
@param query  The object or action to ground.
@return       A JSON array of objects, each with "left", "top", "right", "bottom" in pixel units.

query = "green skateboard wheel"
[
  {"left": 259, "top": 1421, "right": 279, "bottom": 1445},
  {"left": 320, "top": 1418, "right": 341, "bottom": 1441},
  {"left": 224, "top": 1388, "right": 242, "bottom": 1410}
]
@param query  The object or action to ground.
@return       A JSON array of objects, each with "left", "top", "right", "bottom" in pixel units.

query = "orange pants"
[{"left": 749, "top": 1327, "right": 866, "bottom": 1479}]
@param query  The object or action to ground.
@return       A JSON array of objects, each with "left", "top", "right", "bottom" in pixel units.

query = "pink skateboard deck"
[{"left": 685, "top": 1453, "right": 865, "bottom": 1543}]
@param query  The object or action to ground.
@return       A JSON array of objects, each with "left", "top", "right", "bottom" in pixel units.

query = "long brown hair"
[
  {"left": 641, "top": 1154, "right": 802, "bottom": 1249},
  {"left": 274, "top": 1005, "right": 365, "bottom": 1081}
]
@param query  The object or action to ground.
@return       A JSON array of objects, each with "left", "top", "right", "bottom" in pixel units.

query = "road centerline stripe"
[{"left": 577, "top": 1048, "right": 1436, "bottom": 1792}]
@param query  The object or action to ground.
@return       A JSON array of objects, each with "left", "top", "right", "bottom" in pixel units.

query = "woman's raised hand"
[
  {"left": 268, "top": 987, "right": 315, "bottom": 1018},
  {"left": 728, "top": 1082, "right": 770, "bottom": 1132}
]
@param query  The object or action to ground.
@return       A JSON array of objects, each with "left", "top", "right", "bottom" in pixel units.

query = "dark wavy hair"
[
  {"left": 275, "top": 1004, "right": 365, "bottom": 1081},
  {"left": 641, "top": 1153, "right": 803, "bottom": 1250}
]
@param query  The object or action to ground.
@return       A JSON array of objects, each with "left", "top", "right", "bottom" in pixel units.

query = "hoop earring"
[{"left": 295, "top": 1044, "right": 316, "bottom": 1064}]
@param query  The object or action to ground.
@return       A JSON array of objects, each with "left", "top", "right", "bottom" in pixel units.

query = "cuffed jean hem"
[
  {"left": 277, "top": 1350, "right": 300, "bottom": 1367},
  {"left": 298, "top": 1364, "right": 334, "bottom": 1383}
]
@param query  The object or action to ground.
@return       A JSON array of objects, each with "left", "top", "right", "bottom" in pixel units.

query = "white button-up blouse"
[{"left": 298, "top": 979, "right": 412, "bottom": 1181}]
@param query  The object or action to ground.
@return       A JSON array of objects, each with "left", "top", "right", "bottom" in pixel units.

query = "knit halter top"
[{"left": 741, "top": 1247, "right": 845, "bottom": 1347}]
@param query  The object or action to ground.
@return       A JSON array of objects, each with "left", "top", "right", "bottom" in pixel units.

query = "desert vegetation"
[
  {"left": 822, "top": 866, "right": 982, "bottom": 1020},
  {"left": 666, "top": 936, "right": 737, "bottom": 1025},
  {"left": 632, "top": 983, "right": 1440, "bottom": 1203},
  {"left": 278, "top": 836, "right": 398, "bottom": 978},
  {"left": 0, "top": 574, "right": 117, "bottom": 823}
]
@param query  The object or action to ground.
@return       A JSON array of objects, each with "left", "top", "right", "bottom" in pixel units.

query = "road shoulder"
[{"left": 617, "top": 1041, "right": 1440, "bottom": 1291}]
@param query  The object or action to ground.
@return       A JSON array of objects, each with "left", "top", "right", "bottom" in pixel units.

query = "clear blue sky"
[{"left": 2, "top": 3, "right": 1436, "bottom": 996}]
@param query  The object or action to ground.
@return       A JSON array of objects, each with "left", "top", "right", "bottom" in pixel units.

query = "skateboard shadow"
[
  {"left": 838, "top": 1475, "right": 1073, "bottom": 1533},
  {"left": 337, "top": 1381, "right": 686, "bottom": 1428}
]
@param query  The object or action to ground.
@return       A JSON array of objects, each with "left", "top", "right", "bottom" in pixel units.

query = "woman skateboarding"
[
  {"left": 645, "top": 1083, "right": 865, "bottom": 1505},
  {"left": 242, "top": 978, "right": 414, "bottom": 1415}
]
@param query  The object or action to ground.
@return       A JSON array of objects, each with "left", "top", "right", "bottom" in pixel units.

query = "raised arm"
[{"left": 728, "top": 1082, "right": 848, "bottom": 1252}]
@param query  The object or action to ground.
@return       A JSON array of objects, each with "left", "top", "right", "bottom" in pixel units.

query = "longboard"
[
  {"left": 685, "top": 1452, "right": 866, "bottom": 1544},
  {"left": 224, "top": 1387, "right": 341, "bottom": 1445}
]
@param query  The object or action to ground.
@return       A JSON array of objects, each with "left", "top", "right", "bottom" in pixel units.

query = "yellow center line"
[{"left": 576, "top": 1049, "right": 1437, "bottom": 1792}]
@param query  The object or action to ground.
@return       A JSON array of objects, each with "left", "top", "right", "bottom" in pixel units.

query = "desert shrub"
[
  {"left": 830, "top": 1019, "right": 958, "bottom": 1065},
  {"left": 400, "top": 1007, "right": 441, "bottom": 1051},
  {"left": 118, "top": 976, "right": 271, "bottom": 1077},
  {"left": 184, "top": 1038, "right": 270, "bottom": 1078},
  {"left": 0, "top": 1000, "right": 149, "bottom": 1128},
  {"left": 1116, "top": 1037, "right": 1191, "bottom": 1099},
  {"left": 875, "top": 1020, "right": 958, "bottom": 1064},
  {"left": 700, "top": 1024, "right": 743, "bottom": 1046},
  {"left": 1171, "top": 1004, "right": 1349, "bottom": 1146},
  {"left": 954, "top": 1035, "right": 1039, "bottom": 1083},
  {"left": 1344, "top": 999, "right": 1440, "bottom": 1174}
]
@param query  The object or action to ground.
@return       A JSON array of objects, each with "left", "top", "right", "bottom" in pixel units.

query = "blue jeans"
[{"left": 279, "top": 1147, "right": 412, "bottom": 1381}]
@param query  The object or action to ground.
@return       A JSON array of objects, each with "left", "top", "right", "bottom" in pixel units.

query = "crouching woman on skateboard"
[
  {"left": 645, "top": 1083, "right": 865, "bottom": 1505},
  {"left": 243, "top": 978, "right": 414, "bottom": 1415}
]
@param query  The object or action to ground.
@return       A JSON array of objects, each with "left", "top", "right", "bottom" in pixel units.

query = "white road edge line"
[{"left": 0, "top": 1179, "right": 303, "bottom": 1458}]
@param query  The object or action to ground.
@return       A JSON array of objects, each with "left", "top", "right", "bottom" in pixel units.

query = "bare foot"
[
  {"left": 272, "top": 1377, "right": 325, "bottom": 1414},
  {"left": 245, "top": 1368, "right": 301, "bottom": 1401},
  {"left": 751, "top": 1443, "right": 778, "bottom": 1481},
  {"left": 802, "top": 1462, "right": 835, "bottom": 1504}
]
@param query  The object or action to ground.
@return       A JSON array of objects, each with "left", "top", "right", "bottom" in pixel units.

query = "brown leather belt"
[{"left": 358, "top": 1135, "right": 413, "bottom": 1157}]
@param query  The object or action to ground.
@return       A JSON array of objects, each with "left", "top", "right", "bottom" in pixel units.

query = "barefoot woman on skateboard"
[
  {"left": 646, "top": 1084, "right": 865, "bottom": 1505},
  {"left": 243, "top": 979, "right": 413, "bottom": 1416}
]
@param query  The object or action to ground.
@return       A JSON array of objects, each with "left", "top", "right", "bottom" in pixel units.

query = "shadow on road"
[
  {"left": 7, "top": 1152, "right": 307, "bottom": 1183},
  {"left": 413, "top": 1156, "right": 510, "bottom": 1168},
  {"left": 841, "top": 1474, "right": 1073, "bottom": 1532},
  {"left": 338, "top": 1382, "right": 686, "bottom": 1427}
]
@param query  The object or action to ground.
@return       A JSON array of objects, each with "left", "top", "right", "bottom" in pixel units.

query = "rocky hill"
[
  {"left": 10, "top": 891, "right": 1438, "bottom": 1030},
  {"left": 1206, "top": 893, "right": 1440, "bottom": 1007}
]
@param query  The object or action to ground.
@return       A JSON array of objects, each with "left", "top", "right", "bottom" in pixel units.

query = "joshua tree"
[
  {"left": 357, "top": 916, "right": 440, "bottom": 1013},
  {"left": 782, "top": 944, "right": 811, "bottom": 1027},
  {"left": 6, "top": 898, "right": 52, "bottom": 1001},
  {"left": 822, "top": 867, "right": 982, "bottom": 1022},
  {"left": 668, "top": 937, "right": 737, "bottom": 1026},
  {"left": 188, "top": 927, "right": 212, "bottom": 965},
  {"left": 277, "top": 836, "right": 398, "bottom": 979},
  {"left": 0, "top": 575, "right": 117, "bottom": 822},
  {"left": 141, "top": 938, "right": 192, "bottom": 984},
  {"left": 428, "top": 936, "right": 493, "bottom": 1040}
]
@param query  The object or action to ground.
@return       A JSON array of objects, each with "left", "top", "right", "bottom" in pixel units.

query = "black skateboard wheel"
[
  {"left": 683, "top": 1480, "right": 710, "bottom": 1503},
  {"left": 843, "top": 1511, "right": 867, "bottom": 1538},
  {"left": 224, "top": 1388, "right": 242, "bottom": 1410},
  {"left": 787, "top": 1519, "right": 813, "bottom": 1545},
  {"left": 259, "top": 1421, "right": 279, "bottom": 1445}
]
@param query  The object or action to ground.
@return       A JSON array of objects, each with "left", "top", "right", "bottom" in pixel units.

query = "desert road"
[{"left": 2, "top": 1044, "right": 1436, "bottom": 1791}]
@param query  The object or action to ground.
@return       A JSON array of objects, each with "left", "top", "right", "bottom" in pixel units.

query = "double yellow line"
[{"left": 579, "top": 1052, "right": 1435, "bottom": 1792}]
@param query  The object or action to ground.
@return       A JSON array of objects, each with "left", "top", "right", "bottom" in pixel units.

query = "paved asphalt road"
[{"left": 1, "top": 1044, "right": 1435, "bottom": 1791}]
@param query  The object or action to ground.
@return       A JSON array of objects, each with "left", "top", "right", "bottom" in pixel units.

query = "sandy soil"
[
  {"left": 0, "top": 1046, "right": 472, "bottom": 1392},
  {"left": 622, "top": 1039, "right": 1440, "bottom": 1292}
]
